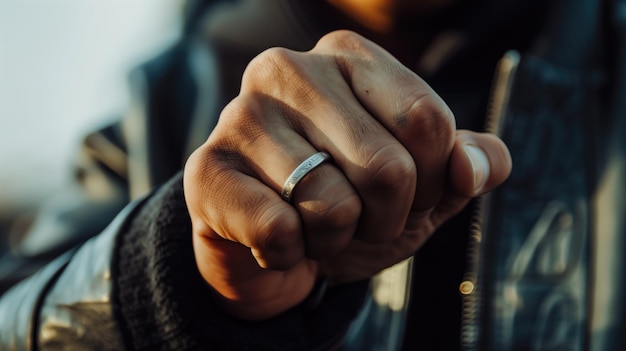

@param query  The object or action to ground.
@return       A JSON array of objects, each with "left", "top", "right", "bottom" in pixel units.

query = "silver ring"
[{"left": 281, "top": 151, "right": 331, "bottom": 202}]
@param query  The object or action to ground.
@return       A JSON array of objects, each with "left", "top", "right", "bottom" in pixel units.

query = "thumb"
[
  {"left": 429, "top": 130, "right": 512, "bottom": 227},
  {"left": 449, "top": 130, "right": 512, "bottom": 197}
]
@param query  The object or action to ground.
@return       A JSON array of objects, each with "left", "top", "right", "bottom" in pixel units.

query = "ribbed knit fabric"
[{"left": 111, "top": 172, "right": 370, "bottom": 350}]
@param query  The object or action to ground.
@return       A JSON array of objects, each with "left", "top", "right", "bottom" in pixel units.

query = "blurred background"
[{"left": 0, "top": 0, "right": 183, "bottom": 237}]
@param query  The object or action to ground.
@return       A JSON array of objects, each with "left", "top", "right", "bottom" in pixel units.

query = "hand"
[{"left": 183, "top": 30, "right": 511, "bottom": 320}]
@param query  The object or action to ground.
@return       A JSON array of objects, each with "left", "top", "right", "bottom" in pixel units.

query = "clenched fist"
[{"left": 184, "top": 30, "right": 511, "bottom": 320}]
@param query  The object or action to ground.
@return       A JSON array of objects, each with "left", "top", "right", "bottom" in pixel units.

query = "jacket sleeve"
[
  {"left": 0, "top": 196, "right": 144, "bottom": 351},
  {"left": 110, "top": 172, "right": 370, "bottom": 351},
  {"left": 0, "top": 172, "right": 370, "bottom": 351}
]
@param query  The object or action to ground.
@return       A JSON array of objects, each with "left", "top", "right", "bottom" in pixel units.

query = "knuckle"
[
  {"left": 318, "top": 30, "right": 369, "bottom": 53},
  {"left": 255, "top": 203, "right": 301, "bottom": 252},
  {"left": 240, "top": 48, "right": 319, "bottom": 111},
  {"left": 315, "top": 30, "right": 376, "bottom": 71},
  {"left": 253, "top": 204, "right": 303, "bottom": 270},
  {"left": 405, "top": 94, "right": 456, "bottom": 143},
  {"left": 220, "top": 95, "right": 260, "bottom": 126},
  {"left": 218, "top": 95, "right": 269, "bottom": 146},
  {"left": 242, "top": 47, "right": 299, "bottom": 88},
  {"left": 183, "top": 150, "right": 205, "bottom": 199},
  {"left": 363, "top": 143, "right": 417, "bottom": 193},
  {"left": 300, "top": 188, "right": 361, "bottom": 259},
  {"left": 184, "top": 137, "right": 249, "bottom": 205},
  {"left": 185, "top": 146, "right": 205, "bottom": 176},
  {"left": 311, "top": 190, "right": 362, "bottom": 232},
  {"left": 185, "top": 144, "right": 220, "bottom": 188}
]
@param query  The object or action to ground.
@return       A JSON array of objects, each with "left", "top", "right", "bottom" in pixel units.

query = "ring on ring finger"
[{"left": 281, "top": 151, "right": 332, "bottom": 203}]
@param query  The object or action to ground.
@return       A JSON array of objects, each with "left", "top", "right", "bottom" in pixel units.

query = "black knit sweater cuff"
[{"left": 111, "top": 172, "right": 370, "bottom": 350}]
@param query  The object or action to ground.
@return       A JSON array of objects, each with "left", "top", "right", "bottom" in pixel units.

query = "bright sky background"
[{"left": 0, "top": 0, "right": 182, "bottom": 212}]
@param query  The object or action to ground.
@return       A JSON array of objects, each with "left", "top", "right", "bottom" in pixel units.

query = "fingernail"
[{"left": 463, "top": 144, "right": 489, "bottom": 193}]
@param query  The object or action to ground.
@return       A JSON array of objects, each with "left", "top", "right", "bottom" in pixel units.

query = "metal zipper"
[{"left": 459, "top": 50, "right": 520, "bottom": 351}]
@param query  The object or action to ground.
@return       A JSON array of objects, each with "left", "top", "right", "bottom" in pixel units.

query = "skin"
[{"left": 184, "top": 4, "right": 512, "bottom": 321}]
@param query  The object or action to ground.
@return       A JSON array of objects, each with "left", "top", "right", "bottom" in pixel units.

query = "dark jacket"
[{"left": 0, "top": 0, "right": 624, "bottom": 350}]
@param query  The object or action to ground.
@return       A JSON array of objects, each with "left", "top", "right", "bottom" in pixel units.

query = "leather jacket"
[{"left": 1, "top": 0, "right": 624, "bottom": 350}]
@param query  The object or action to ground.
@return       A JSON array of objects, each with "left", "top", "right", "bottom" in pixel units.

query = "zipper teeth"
[
  {"left": 460, "top": 50, "right": 520, "bottom": 351},
  {"left": 485, "top": 50, "right": 521, "bottom": 135},
  {"left": 460, "top": 196, "right": 486, "bottom": 351}
]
